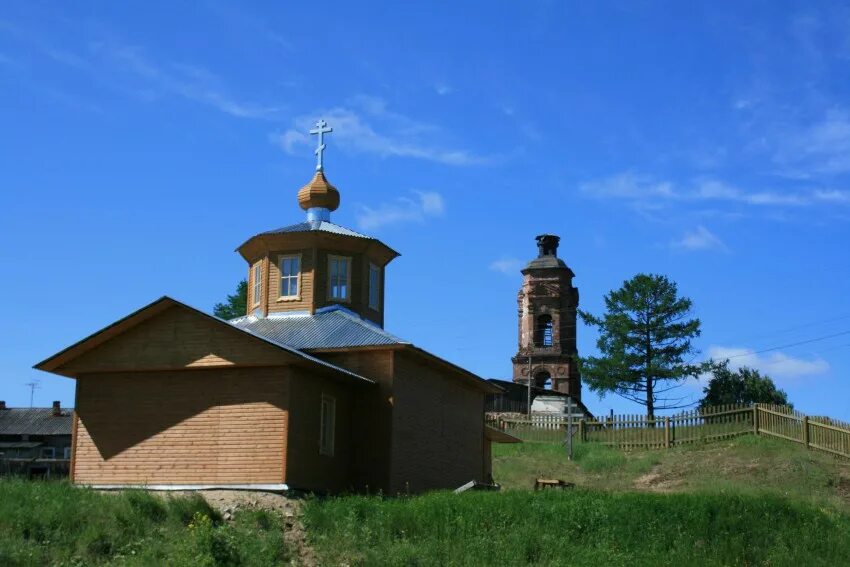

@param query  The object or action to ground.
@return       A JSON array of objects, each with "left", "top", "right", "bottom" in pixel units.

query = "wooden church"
[{"left": 35, "top": 121, "right": 512, "bottom": 494}]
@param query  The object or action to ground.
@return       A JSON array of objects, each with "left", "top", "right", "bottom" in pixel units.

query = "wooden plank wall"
[{"left": 73, "top": 367, "right": 289, "bottom": 485}]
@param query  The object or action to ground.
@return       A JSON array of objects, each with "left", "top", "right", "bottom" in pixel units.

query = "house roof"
[
  {"left": 230, "top": 305, "right": 408, "bottom": 350},
  {"left": 34, "top": 297, "right": 375, "bottom": 386},
  {"left": 260, "top": 220, "right": 372, "bottom": 239},
  {"left": 0, "top": 408, "right": 72, "bottom": 436},
  {"left": 231, "top": 307, "right": 501, "bottom": 394}
]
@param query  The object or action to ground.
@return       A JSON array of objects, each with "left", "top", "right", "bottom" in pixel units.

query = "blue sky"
[{"left": 1, "top": 2, "right": 849, "bottom": 419}]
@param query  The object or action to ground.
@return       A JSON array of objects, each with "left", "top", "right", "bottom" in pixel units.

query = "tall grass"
[
  {"left": 0, "top": 479, "right": 288, "bottom": 566},
  {"left": 304, "top": 489, "right": 850, "bottom": 566}
]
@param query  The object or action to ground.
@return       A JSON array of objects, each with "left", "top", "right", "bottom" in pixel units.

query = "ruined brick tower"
[{"left": 511, "top": 234, "right": 580, "bottom": 399}]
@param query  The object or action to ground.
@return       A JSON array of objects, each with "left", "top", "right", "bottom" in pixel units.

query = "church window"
[
  {"left": 278, "top": 255, "right": 301, "bottom": 299},
  {"left": 368, "top": 263, "right": 380, "bottom": 310},
  {"left": 319, "top": 395, "right": 336, "bottom": 457},
  {"left": 252, "top": 263, "right": 262, "bottom": 307},
  {"left": 328, "top": 255, "right": 351, "bottom": 301},
  {"left": 535, "top": 315, "right": 553, "bottom": 347}
]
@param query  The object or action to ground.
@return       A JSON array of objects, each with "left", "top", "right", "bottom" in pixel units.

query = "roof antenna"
[{"left": 25, "top": 379, "right": 40, "bottom": 408}]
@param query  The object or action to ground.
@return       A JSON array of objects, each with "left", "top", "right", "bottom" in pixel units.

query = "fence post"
[
  {"left": 664, "top": 417, "right": 671, "bottom": 449},
  {"left": 803, "top": 415, "right": 810, "bottom": 448},
  {"left": 579, "top": 419, "right": 586, "bottom": 443},
  {"left": 752, "top": 403, "right": 759, "bottom": 436}
]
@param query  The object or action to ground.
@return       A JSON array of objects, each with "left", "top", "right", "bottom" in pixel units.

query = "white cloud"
[
  {"left": 707, "top": 346, "right": 830, "bottom": 380},
  {"left": 813, "top": 189, "right": 850, "bottom": 203},
  {"left": 435, "top": 82, "right": 453, "bottom": 96},
  {"left": 12, "top": 29, "right": 281, "bottom": 119},
  {"left": 582, "top": 174, "right": 834, "bottom": 212},
  {"left": 671, "top": 225, "right": 726, "bottom": 251},
  {"left": 489, "top": 258, "right": 523, "bottom": 274},
  {"left": 92, "top": 43, "right": 280, "bottom": 118},
  {"left": 355, "top": 191, "right": 445, "bottom": 230},
  {"left": 580, "top": 173, "right": 676, "bottom": 200},
  {"left": 274, "top": 98, "right": 487, "bottom": 166}
]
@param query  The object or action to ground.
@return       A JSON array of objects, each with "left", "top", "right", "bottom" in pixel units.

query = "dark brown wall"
[
  {"left": 390, "top": 350, "right": 486, "bottom": 493},
  {"left": 285, "top": 367, "right": 355, "bottom": 493},
  {"left": 313, "top": 349, "right": 394, "bottom": 493}
]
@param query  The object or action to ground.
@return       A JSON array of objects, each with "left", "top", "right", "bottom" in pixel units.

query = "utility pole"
[
  {"left": 566, "top": 397, "right": 572, "bottom": 459},
  {"left": 527, "top": 348, "right": 533, "bottom": 418}
]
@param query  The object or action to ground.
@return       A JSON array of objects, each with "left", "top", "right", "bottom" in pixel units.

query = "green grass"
[
  {"left": 494, "top": 435, "right": 850, "bottom": 511},
  {"left": 0, "top": 479, "right": 289, "bottom": 566},
  {"left": 303, "top": 489, "right": 850, "bottom": 566}
]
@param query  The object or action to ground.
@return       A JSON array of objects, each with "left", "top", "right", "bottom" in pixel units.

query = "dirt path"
[{"left": 173, "top": 490, "right": 317, "bottom": 566}]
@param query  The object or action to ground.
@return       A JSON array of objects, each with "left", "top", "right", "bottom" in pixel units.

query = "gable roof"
[
  {"left": 230, "top": 305, "right": 407, "bottom": 350},
  {"left": 34, "top": 297, "right": 375, "bottom": 386},
  {"left": 0, "top": 408, "right": 73, "bottom": 436}
]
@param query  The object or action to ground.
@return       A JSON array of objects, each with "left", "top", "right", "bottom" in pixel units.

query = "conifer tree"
[
  {"left": 213, "top": 279, "right": 248, "bottom": 320},
  {"left": 580, "top": 273, "right": 706, "bottom": 419}
]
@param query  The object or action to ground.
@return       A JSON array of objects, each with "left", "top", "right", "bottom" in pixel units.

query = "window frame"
[
  {"left": 40, "top": 447, "right": 56, "bottom": 459},
  {"left": 368, "top": 262, "right": 381, "bottom": 311},
  {"left": 277, "top": 253, "right": 302, "bottom": 301},
  {"left": 327, "top": 255, "right": 352, "bottom": 302},
  {"left": 252, "top": 262, "right": 262, "bottom": 307},
  {"left": 319, "top": 395, "right": 336, "bottom": 457}
]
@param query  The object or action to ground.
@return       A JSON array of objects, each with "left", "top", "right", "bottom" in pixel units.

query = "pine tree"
[
  {"left": 213, "top": 279, "right": 248, "bottom": 320},
  {"left": 580, "top": 273, "right": 706, "bottom": 419}
]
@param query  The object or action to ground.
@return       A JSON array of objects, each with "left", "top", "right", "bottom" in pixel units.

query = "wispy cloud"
[
  {"left": 772, "top": 109, "right": 850, "bottom": 175},
  {"left": 356, "top": 191, "right": 446, "bottom": 230},
  {"left": 581, "top": 173, "right": 845, "bottom": 210},
  {"left": 489, "top": 258, "right": 523, "bottom": 274},
  {"left": 0, "top": 20, "right": 279, "bottom": 120},
  {"left": 670, "top": 225, "right": 726, "bottom": 252},
  {"left": 707, "top": 346, "right": 830, "bottom": 380},
  {"left": 274, "top": 97, "right": 488, "bottom": 166},
  {"left": 435, "top": 82, "right": 453, "bottom": 96},
  {"left": 90, "top": 42, "right": 281, "bottom": 118}
]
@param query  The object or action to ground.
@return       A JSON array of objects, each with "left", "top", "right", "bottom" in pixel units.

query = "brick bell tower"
[{"left": 511, "top": 234, "right": 580, "bottom": 399}]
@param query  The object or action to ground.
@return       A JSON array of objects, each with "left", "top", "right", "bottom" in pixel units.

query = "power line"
[{"left": 721, "top": 329, "right": 850, "bottom": 360}]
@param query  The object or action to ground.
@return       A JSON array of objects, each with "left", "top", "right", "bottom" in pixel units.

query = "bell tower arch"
[{"left": 511, "top": 234, "right": 580, "bottom": 399}]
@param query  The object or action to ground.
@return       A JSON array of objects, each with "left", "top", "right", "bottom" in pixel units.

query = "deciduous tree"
[{"left": 700, "top": 361, "right": 789, "bottom": 408}]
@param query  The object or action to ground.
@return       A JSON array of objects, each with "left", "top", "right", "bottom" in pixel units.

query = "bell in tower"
[{"left": 510, "top": 234, "right": 581, "bottom": 399}]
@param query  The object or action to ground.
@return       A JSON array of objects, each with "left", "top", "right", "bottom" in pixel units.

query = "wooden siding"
[
  {"left": 267, "top": 249, "right": 315, "bottom": 315},
  {"left": 390, "top": 350, "right": 486, "bottom": 493},
  {"left": 285, "top": 367, "right": 355, "bottom": 493},
  {"left": 61, "top": 305, "right": 293, "bottom": 375},
  {"left": 73, "top": 368, "right": 289, "bottom": 485}
]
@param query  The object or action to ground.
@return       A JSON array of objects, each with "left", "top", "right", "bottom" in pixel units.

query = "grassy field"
[
  {"left": 494, "top": 435, "right": 850, "bottom": 512},
  {"left": 303, "top": 489, "right": 850, "bottom": 566},
  {"left": 0, "top": 479, "right": 288, "bottom": 566},
  {"left": 2, "top": 436, "right": 849, "bottom": 566},
  {"left": 303, "top": 436, "right": 850, "bottom": 566}
]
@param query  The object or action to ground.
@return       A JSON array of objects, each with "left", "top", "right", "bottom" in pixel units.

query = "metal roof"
[
  {"left": 230, "top": 306, "right": 408, "bottom": 350},
  {"left": 259, "top": 220, "right": 372, "bottom": 240},
  {"left": 0, "top": 408, "right": 73, "bottom": 436}
]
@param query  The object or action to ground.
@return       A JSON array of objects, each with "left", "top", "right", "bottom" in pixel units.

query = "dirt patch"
[
  {"left": 633, "top": 467, "right": 683, "bottom": 493},
  {"left": 170, "top": 490, "right": 317, "bottom": 567}
]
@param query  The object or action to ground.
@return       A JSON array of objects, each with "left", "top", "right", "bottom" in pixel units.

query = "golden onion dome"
[{"left": 297, "top": 170, "right": 340, "bottom": 212}]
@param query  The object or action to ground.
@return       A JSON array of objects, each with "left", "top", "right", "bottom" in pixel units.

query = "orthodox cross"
[{"left": 309, "top": 119, "right": 333, "bottom": 171}]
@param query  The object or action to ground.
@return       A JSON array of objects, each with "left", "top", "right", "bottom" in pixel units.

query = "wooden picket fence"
[{"left": 494, "top": 403, "right": 850, "bottom": 460}]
